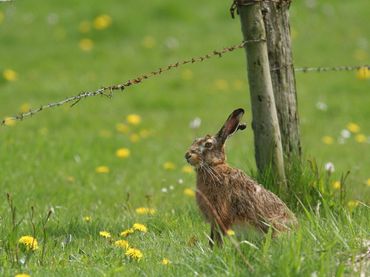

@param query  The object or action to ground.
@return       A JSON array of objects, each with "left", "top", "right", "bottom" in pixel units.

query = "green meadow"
[{"left": 0, "top": 0, "right": 369, "bottom": 276}]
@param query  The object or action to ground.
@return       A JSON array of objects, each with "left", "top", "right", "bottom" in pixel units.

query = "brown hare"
[{"left": 185, "top": 108, "right": 297, "bottom": 247}]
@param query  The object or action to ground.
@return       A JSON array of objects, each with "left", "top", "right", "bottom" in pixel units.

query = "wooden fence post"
[
  {"left": 261, "top": 0, "right": 301, "bottom": 161},
  {"left": 236, "top": 0, "right": 286, "bottom": 188}
]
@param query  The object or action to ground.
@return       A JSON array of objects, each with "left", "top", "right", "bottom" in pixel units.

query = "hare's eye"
[{"left": 204, "top": 141, "right": 213, "bottom": 148}]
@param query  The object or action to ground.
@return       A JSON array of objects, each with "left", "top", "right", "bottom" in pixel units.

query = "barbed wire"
[
  {"left": 0, "top": 39, "right": 260, "bottom": 126},
  {"left": 1, "top": 39, "right": 369, "bottom": 127},
  {"left": 295, "top": 65, "right": 369, "bottom": 73}
]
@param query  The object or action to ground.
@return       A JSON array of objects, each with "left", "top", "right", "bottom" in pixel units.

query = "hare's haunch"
[{"left": 185, "top": 108, "right": 297, "bottom": 247}]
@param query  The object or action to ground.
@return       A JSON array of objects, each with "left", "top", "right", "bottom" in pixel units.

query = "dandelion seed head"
[
  {"left": 324, "top": 162, "right": 335, "bottom": 173},
  {"left": 189, "top": 117, "right": 201, "bottom": 129},
  {"left": 315, "top": 101, "right": 328, "bottom": 111},
  {"left": 340, "top": 129, "right": 351, "bottom": 139}
]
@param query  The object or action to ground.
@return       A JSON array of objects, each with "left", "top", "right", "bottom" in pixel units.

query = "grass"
[{"left": 0, "top": 0, "right": 369, "bottom": 276}]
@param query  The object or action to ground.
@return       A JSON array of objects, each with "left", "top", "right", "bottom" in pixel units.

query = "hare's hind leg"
[{"left": 209, "top": 224, "right": 223, "bottom": 248}]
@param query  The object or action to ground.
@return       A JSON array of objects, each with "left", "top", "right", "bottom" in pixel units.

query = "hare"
[{"left": 185, "top": 108, "right": 297, "bottom": 247}]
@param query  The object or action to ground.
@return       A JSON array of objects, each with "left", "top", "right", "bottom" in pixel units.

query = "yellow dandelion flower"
[
  {"left": 15, "top": 274, "right": 31, "bottom": 277},
  {"left": 183, "top": 188, "right": 195, "bottom": 197},
  {"left": 346, "top": 122, "right": 360, "bottom": 133},
  {"left": 99, "top": 231, "right": 111, "bottom": 238},
  {"left": 99, "top": 129, "right": 112, "bottom": 138},
  {"left": 181, "top": 69, "right": 193, "bottom": 80},
  {"left": 79, "top": 38, "right": 93, "bottom": 52},
  {"left": 214, "top": 79, "right": 229, "bottom": 91},
  {"left": 125, "top": 247, "right": 143, "bottom": 260},
  {"left": 127, "top": 114, "right": 141, "bottom": 125},
  {"left": 163, "top": 162, "right": 176, "bottom": 170},
  {"left": 19, "top": 103, "right": 31, "bottom": 113},
  {"left": 291, "top": 27, "right": 298, "bottom": 40},
  {"left": 120, "top": 228, "right": 135, "bottom": 237},
  {"left": 93, "top": 14, "right": 112, "bottom": 30},
  {"left": 226, "top": 229, "right": 235, "bottom": 236},
  {"left": 353, "top": 49, "right": 368, "bottom": 61},
  {"left": 161, "top": 258, "right": 171, "bottom": 265},
  {"left": 96, "top": 166, "right": 109, "bottom": 174},
  {"left": 3, "top": 117, "right": 16, "bottom": 126},
  {"left": 39, "top": 127, "right": 48, "bottom": 136},
  {"left": 332, "top": 181, "right": 341, "bottom": 190},
  {"left": 116, "top": 148, "right": 130, "bottom": 159},
  {"left": 139, "top": 129, "right": 150, "bottom": 138},
  {"left": 356, "top": 67, "right": 370, "bottom": 80},
  {"left": 130, "top": 133, "right": 140, "bottom": 143},
  {"left": 114, "top": 239, "right": 129, "bottom": 249},
  {"left": 83, "top": 216, "right": 91, "bottom": 222},
  {"left": 79, "top": 20, "right": 91, "bottom": 33},
  {"left": 135, "top": 207, "right": 156, "bottom": 215},
  {"left": 355, "top": 134, "right": 367, "bottom": 143},
  {"left": 18, "top": 236, "right": 38, "bottom": 251},
  {"left": 182, "top": 165, "right": 193, "bottom": 174},
  {"left": 116, "top": 123, "right": 129, "bottom": 134},
  {"left": 321, "top": 136, "right": 334, "bottom": 145},
  {"left": 233, "top": 79, "right": 244, "bottom": 91},
  {"left": 347, "top": 200, "right": 359, "bottom": 210},
  {"left": 66, "top": 176, "right": 75, "bottom": 183},
  {"left": 142, "top": 36, "right": 156, "bottom": 49},
  {"left": 367, "top": 178, "right": 370, "bottom": 187},
  {"left": 3, "top": 69, "right": 18, "bottom": 81},
  {"left": 133, "top": 223, "right": 147, "bottom": 233}
]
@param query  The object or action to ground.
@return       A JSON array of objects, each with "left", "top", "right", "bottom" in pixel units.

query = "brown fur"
[{"left": 185, "top": 109, "right": 297, "bottom": 247}]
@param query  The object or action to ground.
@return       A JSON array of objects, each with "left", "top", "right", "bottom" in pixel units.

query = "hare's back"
[{"left": 229, "top": 168, "right": 292, "bottom": 220}]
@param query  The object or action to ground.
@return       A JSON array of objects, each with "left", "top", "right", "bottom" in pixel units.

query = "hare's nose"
[{"left": 185, "top": 152, "right": 192, "bottom": 160}]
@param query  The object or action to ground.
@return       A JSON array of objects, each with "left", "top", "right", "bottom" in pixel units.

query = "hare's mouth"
[{"left": 185, "top": 152, "right": 200, "bottom": 166}]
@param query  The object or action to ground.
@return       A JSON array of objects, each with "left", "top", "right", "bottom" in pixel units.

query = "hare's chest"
[{"left": 195, "top": 181, "right": 230, "bottom": 221}]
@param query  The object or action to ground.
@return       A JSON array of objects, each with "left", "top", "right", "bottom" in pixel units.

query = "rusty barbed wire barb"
[{"left": 1, "top": 39, "right": 368, "bottom": 127}]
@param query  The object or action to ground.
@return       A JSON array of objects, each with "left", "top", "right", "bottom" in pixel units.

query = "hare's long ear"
[{"left": 215, "top": 108, "right": 245, "bottom": 146}]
